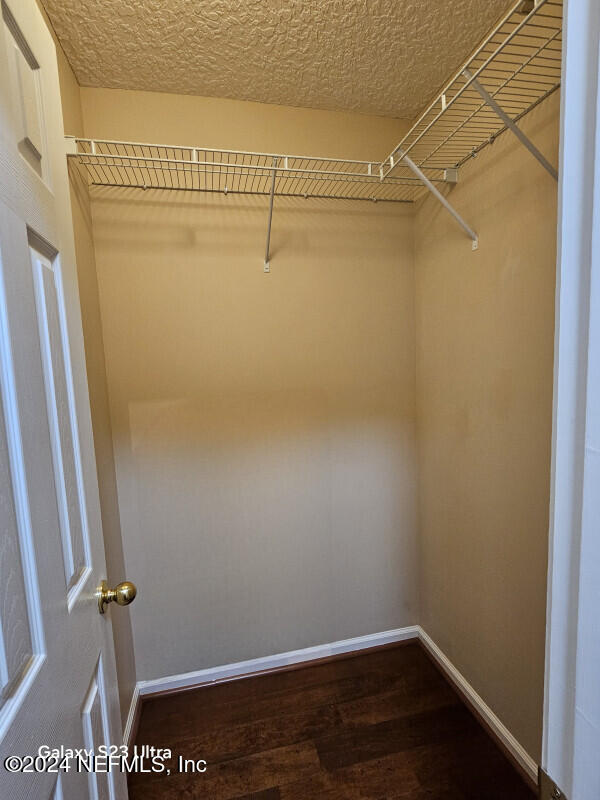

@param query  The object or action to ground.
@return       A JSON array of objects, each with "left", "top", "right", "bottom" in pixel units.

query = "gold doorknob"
[{"left": 97, "top": 580, "right": 137, "bottom": 615}]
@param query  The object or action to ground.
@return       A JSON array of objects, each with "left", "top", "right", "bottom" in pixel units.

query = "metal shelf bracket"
[
  {"left": 463, "top": 69, "right": 558, "bottom": 181},
  {"left": 264, "top": 157, "right": 278, "bottom": 272},
  {"left": 397, "top": 150, "right": 479, "bottom": 249}
]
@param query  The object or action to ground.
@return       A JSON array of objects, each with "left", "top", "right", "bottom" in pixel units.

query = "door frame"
[{"left": 542, "top": 0, "right": 600, "bottom": 797}]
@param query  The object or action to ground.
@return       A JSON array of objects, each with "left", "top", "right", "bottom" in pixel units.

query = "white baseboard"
[
  {"left": 122, "top": 684, "right": 140, "bottom": 749},
  {"left": 418, "top": 627, "right": 538, "bottom": 784},
  {"left": 128, "top": 624, "right": 537, "bottom": 785},
  {"left": 136, "top": 625, "right": 420, "bottom": 696}
]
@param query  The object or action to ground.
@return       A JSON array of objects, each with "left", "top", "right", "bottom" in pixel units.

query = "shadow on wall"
[{"left": 89, "top": 190, "right": 410, "bottom": 251}]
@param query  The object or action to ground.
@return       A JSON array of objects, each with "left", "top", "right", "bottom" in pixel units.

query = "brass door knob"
[{"left": 97, "top": 580, "right": 137, "bottom": 615}]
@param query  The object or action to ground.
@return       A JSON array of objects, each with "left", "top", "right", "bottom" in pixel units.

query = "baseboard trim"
[
  {"left": 122, "top": 684, "right": 141, "bottom": 750},
  {"left": 418, "top": 627, "right": 538, "bottom": 787},
  {"left": 137, "top": 626, "right": 420, "bottom": 697},
  {"left": 129, "top": 624, "right": 537, "bottom": 789}
]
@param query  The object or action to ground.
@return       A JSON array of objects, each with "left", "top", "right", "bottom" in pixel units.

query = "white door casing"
[
  {"left": 0, "top": 1, "right": 126, "bottom": 798},
  {"left": 543, "top": 0, "right": 600, "bottom": 798}
]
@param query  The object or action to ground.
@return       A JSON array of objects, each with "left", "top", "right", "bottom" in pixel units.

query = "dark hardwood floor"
[{"left": 129, "top": 643, "right": 535, "bottom": 799}]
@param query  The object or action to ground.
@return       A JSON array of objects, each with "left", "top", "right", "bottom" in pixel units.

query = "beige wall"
[
  {"left": 414, "top": 92, "right": 559, "bottom": 761},
  {"left": 45, "top": 49, "right": 557, "bottom": 758},
  {"left": 79, "top": 87, "right": 409, "bottom": 160},
  {"left": 80, "top": 88, "right": 418, "bottom": 682},
  {"left": 37, "top": 4, "right": 138, "bottom": 731}
]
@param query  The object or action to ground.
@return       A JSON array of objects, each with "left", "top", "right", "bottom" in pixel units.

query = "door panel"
[
  {"left": 0, "top": 398, "right": 34, "bottom": 703},
  {"left": 31, "top": 242, "right": 91, "bottom": 601},
  {"left": 0, "top": 0, "right": 127, "bottom": 798},
  {"left": 0, "top": 234, "right": 44, "bottom": 717},
  {"left": 2, "top": 0, "right": 47, "bottom": 181},
  {"left": 82, "top": 657, "right": 114, "bottom": 800}
]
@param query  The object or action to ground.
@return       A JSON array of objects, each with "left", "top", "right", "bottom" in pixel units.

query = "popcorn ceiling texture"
[{"left": 41, "top": 0, "right": 512, "bottom": 119}]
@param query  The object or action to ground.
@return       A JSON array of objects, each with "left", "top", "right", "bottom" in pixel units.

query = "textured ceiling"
[{"left": 41, "top": 0, "right": 512, "bottom": 119}]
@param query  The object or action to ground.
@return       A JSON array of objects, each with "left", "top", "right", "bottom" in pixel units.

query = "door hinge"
[{"left": 539, "top": 767, "right": 568, "bottom": 800}]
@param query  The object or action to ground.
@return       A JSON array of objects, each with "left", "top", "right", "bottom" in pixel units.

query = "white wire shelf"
[
  {"left": 68, "top": 139, "right": 439, "bottom": 203},
  {"left": 66, "top": 0, "right": 562, "bottom": 259},
  {"left": 67, "top": 0, "right": 562, "bottom": 207},
  {"left": 380, "top": 0, "right": 562, "bottom": 179}
]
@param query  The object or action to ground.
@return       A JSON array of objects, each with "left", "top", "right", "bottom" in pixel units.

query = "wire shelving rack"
[
  {"left": 379, "top": 0, "right": 562, "bottom": 181},
  {"left": 66, "top": 0, "right": 562, "bottom": 259},
  {"left": 67, "top": 141, "right": 429, "bottom": 203}
]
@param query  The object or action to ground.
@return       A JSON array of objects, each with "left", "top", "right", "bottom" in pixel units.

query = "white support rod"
[
  {"left": 398, "top": 150, "right": 478, "bottom": 245},
  {"left": 463, "top": 69, "right": 558, "bottom": 181},
  {"left": 264, "top": 158, "right": 277, "bottom": 267}
]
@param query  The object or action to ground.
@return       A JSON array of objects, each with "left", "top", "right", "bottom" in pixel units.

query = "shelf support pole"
[
  {"left": 463, "top": 69, "right": 558, "bottom": 181},
  {"left": 397, "top": 149, "right": 479, "bottom": 248},
  {"left": 264, "top": 157, "right": 278, "bottom": 272}
]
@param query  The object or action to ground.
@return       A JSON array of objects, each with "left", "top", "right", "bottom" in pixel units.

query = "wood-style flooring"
[{"left": 129, "top": 643, "right": 535, "bottom": 799}]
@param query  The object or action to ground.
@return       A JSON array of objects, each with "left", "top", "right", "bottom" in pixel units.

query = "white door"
[{"left": 0, "top": 1, "right": 128, "bottom": 799}]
